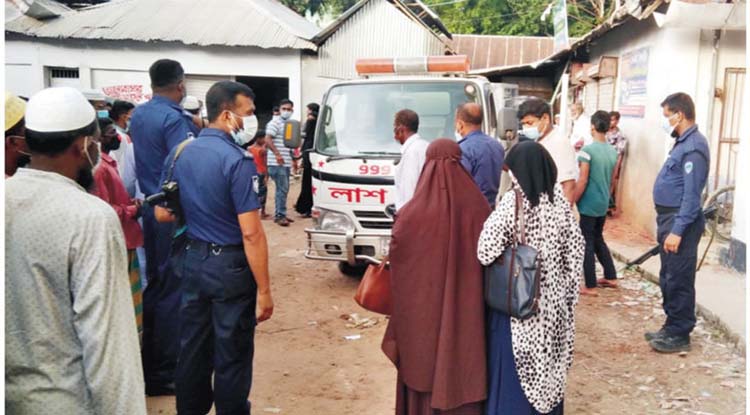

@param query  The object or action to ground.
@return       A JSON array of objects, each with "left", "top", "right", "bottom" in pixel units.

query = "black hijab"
[{"left": 504, "top": 141, "right": 557, "bottom": 207}]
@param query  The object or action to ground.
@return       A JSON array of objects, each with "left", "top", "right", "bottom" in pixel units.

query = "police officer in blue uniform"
[
  {"left": 158, "top": 81, "right": 274, "bottom": 414},
  {"left": 129, "top": 59, "right": 201, "bottom": 395},
  {"left": 647, "top": 93, "right": 709, "bottom": 353}
]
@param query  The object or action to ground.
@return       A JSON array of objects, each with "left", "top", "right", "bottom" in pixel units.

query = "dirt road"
[{"left": 148, "top": 180, "right": 745, "bottom": 414}]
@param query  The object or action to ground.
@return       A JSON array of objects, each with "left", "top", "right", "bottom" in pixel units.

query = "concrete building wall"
[
  {"left": 5, "top": 37, "right": 304, "bottom": 121},
  {"left": 586, "top": 18, "right": 705, "bottom": 235}
]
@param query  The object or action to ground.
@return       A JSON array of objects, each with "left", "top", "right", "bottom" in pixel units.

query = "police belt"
[
  {"left": 655, "top": 205, "right": 680, "bottom": 215},
  {"left": 187, "top": 239, "right": 244, "bottom": 254}
]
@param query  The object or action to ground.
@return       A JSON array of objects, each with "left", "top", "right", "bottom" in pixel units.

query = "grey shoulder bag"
[{"left": 483, "top": 189, "right": 542, "bottom": 320}]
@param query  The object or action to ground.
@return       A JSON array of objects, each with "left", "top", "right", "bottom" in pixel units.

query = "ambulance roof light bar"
[{"left": 355, "top": 55, "right": 470, "bottom": 76}]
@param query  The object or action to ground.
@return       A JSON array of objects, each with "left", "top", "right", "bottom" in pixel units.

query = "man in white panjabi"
[
  {"left": 570, "top": 102, "right": 592, "bottom": 151},
  {"left": 392, "top": 109, "right": 429, "bottom": 212},
  {"left": 5, "top": 87, "right": 146, "bottom": 414}
]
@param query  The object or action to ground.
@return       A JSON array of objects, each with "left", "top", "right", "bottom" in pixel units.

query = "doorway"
[{"left": 236, "top": 76, "right": 289, "bottom": 131}]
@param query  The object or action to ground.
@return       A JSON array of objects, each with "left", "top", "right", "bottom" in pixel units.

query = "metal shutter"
[
  {"left": 185, "top": 75, "right": 234, "bottom": 105},
  {"left": 598, "top": 78, "right": 615, "bottom": 112},
  {"left": 584, "top": 81, "right": 598, "bottom": 114}
]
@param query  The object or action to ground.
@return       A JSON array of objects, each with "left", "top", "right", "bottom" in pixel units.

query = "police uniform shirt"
[
  {"left": 164, "top": 128, "right": 261, "bottom": 245},
  {"left": 652, "top": 125, "right": 710, "bottom": 236},
  {"left": 130, "top": 96, "right": 201, "bottom": 196}
]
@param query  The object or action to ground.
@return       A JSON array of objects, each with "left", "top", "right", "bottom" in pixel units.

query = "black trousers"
[
  {"left": 294, "top": 151, "right": 313, "bottom": 215},
  {"left": 579, "top": 214, "right": 617, "bottom": 288},
  {"left": 175, "top": 240, "right": 257, "bottom": 415},
  {"left": 141, "top": 207, "right": 181, "bottom": 390},
  {"left": 656, "top": 210, "right": 703, "bottom": 337}
]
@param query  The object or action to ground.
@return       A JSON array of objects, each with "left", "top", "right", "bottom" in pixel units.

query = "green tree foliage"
[
  {"left": 279, "top": 0, "right": 359, "bottom": 17},
  {"left": 427, "top": 0, "right": 614, "bottom": 37}
]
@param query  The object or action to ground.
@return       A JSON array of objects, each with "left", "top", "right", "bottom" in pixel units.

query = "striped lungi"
[{"left": 128, "top": 250, "right": 144, "bottom": 341}]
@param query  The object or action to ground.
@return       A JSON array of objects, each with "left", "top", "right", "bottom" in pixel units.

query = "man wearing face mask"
[
  {"left": 517, "top": 99, "right": 577, "bottom": 203},
  {"left": 265, "top": 98, "right": 296, "bottom": 226},
  {"left": 455, "top": 103, "right": 505, "bottom": 207},
  {"left": 647, "top": 92, "right": 709, "bottom": 354},
  {"left": 92, "top": 116, "right": 145, "bottom": 340},
  {"left": 129, "top": 58, "right": 200, "bottom": 395},
  {"left": 5, "top": 91, "right": 31, "bottom": 177},
  {"left": 157, "top": 80, "right": 273, "bottom": 414},
  {"left": 6, "top": 87, "right": 146, "bottom": 414}
]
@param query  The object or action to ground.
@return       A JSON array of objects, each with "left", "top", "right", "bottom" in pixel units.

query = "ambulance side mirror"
[{"left": 283, "top": 119, "right": 301, "bottom": 149}]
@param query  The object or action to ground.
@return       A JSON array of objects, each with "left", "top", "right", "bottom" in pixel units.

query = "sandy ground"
[{"left": 148, "top": 179, "right": 745, "bottom": 414}]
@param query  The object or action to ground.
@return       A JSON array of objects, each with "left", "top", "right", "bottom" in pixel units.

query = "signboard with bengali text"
[{"left": 618, "top": 47, "right": 650, "bottom": 118}]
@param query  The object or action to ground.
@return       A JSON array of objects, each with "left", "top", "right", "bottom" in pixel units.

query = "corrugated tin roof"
[
  {"left": 452, "top": 35, "right": 556, "bottom": 70},
  {"left": 5, "top": 0, "right": 321, "bottom": 50},
  {"left": 472, "top": 0, "right": 666, "bottom": 76},
  {"left": 313, "top": 0, "right": 451, "bottom": 45}
]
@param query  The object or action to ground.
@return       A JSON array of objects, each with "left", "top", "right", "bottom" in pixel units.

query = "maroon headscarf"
[{"left": 382, "top": 138, "right": 490, "bottom": 410}]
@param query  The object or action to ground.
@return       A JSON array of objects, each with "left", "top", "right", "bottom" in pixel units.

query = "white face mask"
[
  {"left": 454, "top": 131, "right": 463, "bottom": 141},
  {"left": 521, "top": 125, "right": 542, "bottom": 141},
  {"left": 280, "top": 110, "right": 293, "bottom": 120},
  {"left": 242, "top": 114, "right": 258, "bottom": 139},
  {"left": 662, "top": 113, "right": 679, "bottom": 138}
]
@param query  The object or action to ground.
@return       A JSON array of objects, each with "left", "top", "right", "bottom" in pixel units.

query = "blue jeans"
[
  {"left": 176, "top": 240, "right": 257, "bottom": 415},
  {"left": 267, "top": 165, "right": 290, "bottom": 219}
]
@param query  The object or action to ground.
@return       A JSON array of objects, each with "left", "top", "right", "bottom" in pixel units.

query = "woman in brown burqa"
[{"left": 382, "top": 138, "right": 491, "bottom": 414}]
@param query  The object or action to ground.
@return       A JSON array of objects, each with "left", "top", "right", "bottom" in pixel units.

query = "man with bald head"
[{"left": 455, "top": 103, "right": 505, "bottom": 206}]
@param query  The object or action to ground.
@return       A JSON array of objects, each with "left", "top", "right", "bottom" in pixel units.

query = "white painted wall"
[
  {"left": 5, "top": 37, "right": 304, "bottom": 118},
  {"left": 587, "top": 18, "right": 704, "bottom": 235},
  {"left": 731, "top": 70, "right": 747, "bottom": 243},
  {"left": 696, "top": 29, "right": 746, "bottom": 191}
]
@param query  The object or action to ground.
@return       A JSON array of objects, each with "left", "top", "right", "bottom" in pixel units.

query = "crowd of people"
[
  {"left": 386, "top": 92, "right": 709, "bottom": 414},
  {"left": 4, "top": 59, "right": 317, "bottom": 414},
  {"left": 4, "top": 51, "right": 709, "bottom": 414}
]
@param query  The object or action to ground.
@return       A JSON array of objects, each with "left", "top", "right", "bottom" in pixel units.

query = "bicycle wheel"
[{"left": 702, "top": 185, "right": 734, "bottom": 243}]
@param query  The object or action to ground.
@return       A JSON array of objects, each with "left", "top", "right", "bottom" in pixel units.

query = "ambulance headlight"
[{"left": 318, "top": 208, "right": 355, "bottom": 232}]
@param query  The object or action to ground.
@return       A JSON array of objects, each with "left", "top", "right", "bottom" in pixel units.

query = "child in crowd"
[{"left": 248, "top": 130, "right": 270, "bottom": 220}]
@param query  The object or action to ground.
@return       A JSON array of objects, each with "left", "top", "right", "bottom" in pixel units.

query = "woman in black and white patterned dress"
[{"left": 478, "top": 141, "right": 585, "bottom": 415}]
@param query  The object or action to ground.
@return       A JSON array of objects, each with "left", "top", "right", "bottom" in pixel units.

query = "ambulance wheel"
[{"left": 338, "top": 261, "right": 367, "bottom": 277}]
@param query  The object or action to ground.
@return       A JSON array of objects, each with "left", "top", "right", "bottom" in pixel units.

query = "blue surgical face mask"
[
  {"left": 97, "top": 109, "right": 110, "bottom": 119},
  {"left": 521, "top": 125, "right": 541, "bottom": 141},
  {"left": 280, "top": 110, "right": 292, "bottom": 120}
]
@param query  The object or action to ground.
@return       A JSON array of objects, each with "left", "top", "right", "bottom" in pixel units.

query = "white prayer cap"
[
  {"left": 26, "top": 87, "right": 96, "bottom": 133},
  {"left": 81, "top": 88, "right": 106, "bottom": 102},
  {"left": 182, "top": 95, "right": 201, "bottom": 111}
]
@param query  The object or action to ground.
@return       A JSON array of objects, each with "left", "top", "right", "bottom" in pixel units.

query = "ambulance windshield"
[{"left": 316, "top": 81, "right": 481, "bottom": 156}]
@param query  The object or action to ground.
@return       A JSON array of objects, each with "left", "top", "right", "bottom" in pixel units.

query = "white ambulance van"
[{"left": 304, "top": 56, "right": 518, "bottom": 274}]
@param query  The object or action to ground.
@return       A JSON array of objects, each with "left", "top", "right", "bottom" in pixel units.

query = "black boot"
[
  {"left": 649, "top": 334, "right": 691, "bottom": 353},
  {"left": 644, "top": 327, "right": 667, "bottom": 341}
]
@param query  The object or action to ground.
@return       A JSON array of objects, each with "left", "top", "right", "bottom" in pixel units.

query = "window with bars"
[{"left": 49, "top": 68, "right": 80, "bottom": 79}]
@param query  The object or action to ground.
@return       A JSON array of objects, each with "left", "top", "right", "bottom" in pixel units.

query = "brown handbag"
[{"left": 354, "top": 259, "right": 392, "bottom": 315}]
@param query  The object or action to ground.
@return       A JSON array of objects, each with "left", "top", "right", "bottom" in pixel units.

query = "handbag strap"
[{"left": 513, "top": 188, "right": 527, "bottom": 246}]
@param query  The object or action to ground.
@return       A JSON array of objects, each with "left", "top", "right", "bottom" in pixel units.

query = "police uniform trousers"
[
  {"left": 176, "top": 239, "right": 257, "bottom": 415},
  {"left": 141, "top": 206, "right": 182, "bottom": 391},
  {"left": 656, "top": 206, "right": 705, "bottom": 337}
]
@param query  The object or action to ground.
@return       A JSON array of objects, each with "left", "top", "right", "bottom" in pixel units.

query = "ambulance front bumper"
[{"left": 304, "top": 228, "right": 389, "bottom": 265}]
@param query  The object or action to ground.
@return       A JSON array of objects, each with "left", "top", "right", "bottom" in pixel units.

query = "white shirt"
[
  {"left": 570, "top": 114, "right": 593, "bottom": 147},
  {"left": 394, "top": 133, "right": 429, "bottom": 211},
  {"left": 539, "top": 127, "right": 578, "bottom": 184},
  {"left": 5, "top": 169, "right": 146, "bottom": 415}
]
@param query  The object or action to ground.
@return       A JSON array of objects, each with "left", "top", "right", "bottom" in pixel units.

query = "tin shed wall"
[{"left": 318, "top": 0, "right": 446, "bottom": 80}]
